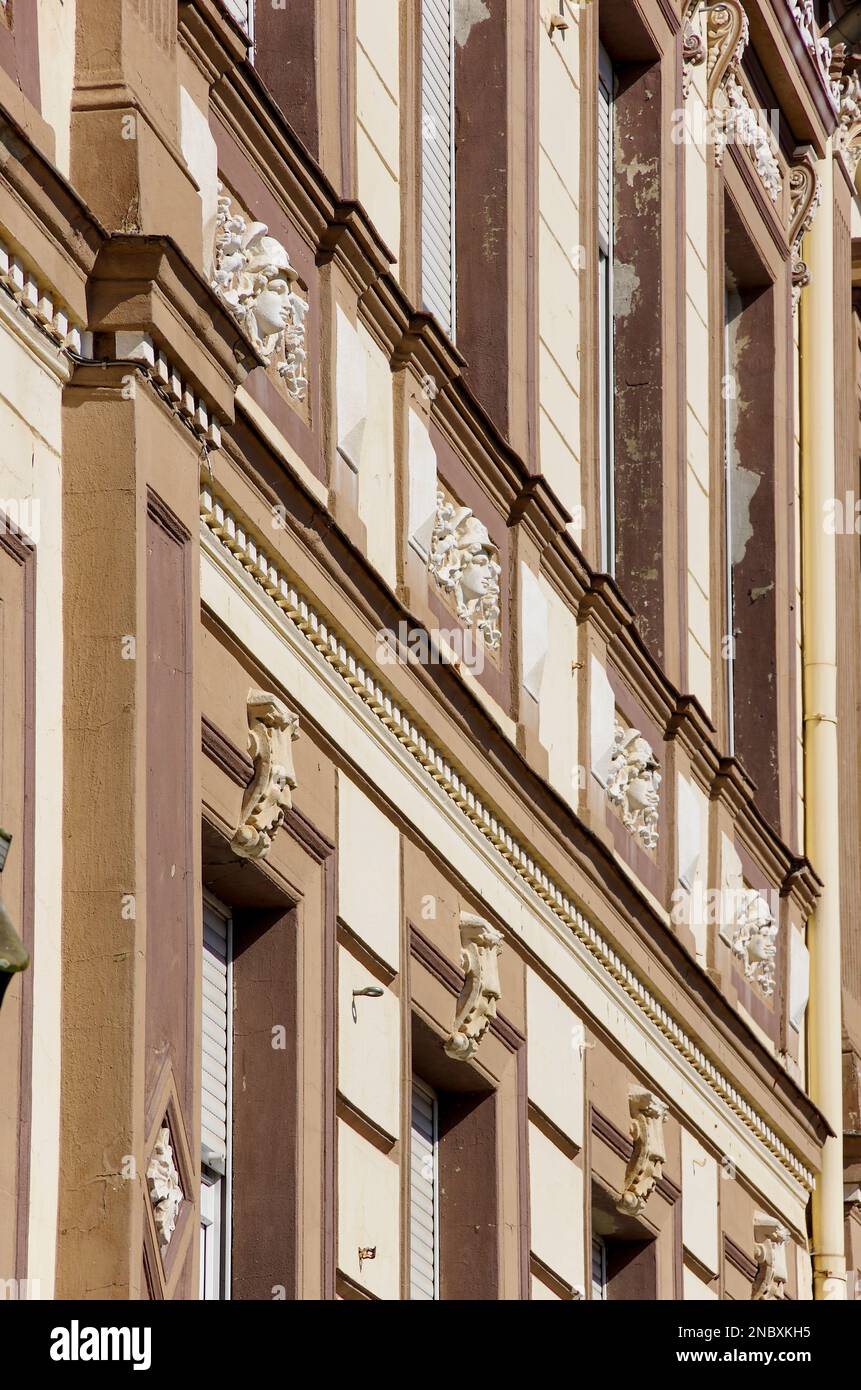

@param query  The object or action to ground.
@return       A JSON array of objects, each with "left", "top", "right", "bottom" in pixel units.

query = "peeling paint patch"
[
  {"left": 749, "top": 581, "right": 774, "bottom": 604},
  {"left": 454, "top": 0, "right": 491, "bottom": 47},
  {"left": 730, "top": 464, "right": 761, "bottom": 566},
  {"left": 614, "top": 261, "right": 640, "bottom": 318}
]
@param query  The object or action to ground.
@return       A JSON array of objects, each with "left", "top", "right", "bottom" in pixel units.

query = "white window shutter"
[
  {"left": 221, "top": 0, "right": 253, "bottom": 35},
  {"left": 592, "top": 1235, "right": 608, "bottom": 1300},
  {"left": 421, "top": 0, "right": 456, "bottom": 338},
  {"left": 202, "top": 902, "right": 231, "bottom": 1173},
  {"left": 410, "top": 1081, "right": 439, "bottom": 1299}
]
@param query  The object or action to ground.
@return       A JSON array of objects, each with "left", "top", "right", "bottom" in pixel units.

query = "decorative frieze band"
[
  {"left": 106, "top": 332, "right": 224, "bottom": 449},
  {"left": 199, "top": 482, "right": 816, "bottom": 1192}
]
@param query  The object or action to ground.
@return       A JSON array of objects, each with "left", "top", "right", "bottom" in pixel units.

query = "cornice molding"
[{"left": 200, "top": 480, "right": 820, "bottom": 1192}]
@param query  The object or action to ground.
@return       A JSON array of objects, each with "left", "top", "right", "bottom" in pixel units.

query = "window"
[
  {"left": 410, "top": 1079, "right": 440, "bottom": 1300},
  {"left": 598, "top": 44, "right": 616, "bottom": 573},
  {"left": 222, "top": 0, "right": 254, "bottom": 42},
  {"left": 201, "top": 896, "right": 232, "bottom": 1300},
  {"left": 592, "top": 1234, "right": 608, "bottom": 1300},
  {"left": 723, "top": 285, "right": 741, "bottom": 756},
  {"left": 421, "top": 0, "right": 456, "bottom": 338}
]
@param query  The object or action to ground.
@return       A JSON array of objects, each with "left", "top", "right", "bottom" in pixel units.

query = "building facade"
[{"left": 0, "top": 0, "right": 860, "bottom": 1301}]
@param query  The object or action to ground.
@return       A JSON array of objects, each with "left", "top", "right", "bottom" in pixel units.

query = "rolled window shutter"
[
  {"left": 202, "top": 903, "right": 231, "bottom": 1173},
  {"left": 421, "top": 0, "right": 456, "bottom": 338},
  {"left": 410, "top": 1082, "right": 439, "bottom": 1300}
]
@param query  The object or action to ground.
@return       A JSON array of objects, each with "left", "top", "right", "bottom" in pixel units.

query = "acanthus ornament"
[
  {"left": 444, "top": 912, "right": 503, "bottom": 1061},
  {"left": 429, "top": 492, "right": 502, "bottom": 652},
  {"left": 146, "top": 1125, "right": 184, "bottom": 1251},
  {"left": 705, "top": 3, "right": 782, "bottom": 203},
  {"left": 212, "top": 182, "right": 308, "bottom": 400},
  {"left": 727, "top": 888, "right": 778, "bottom": 998},
  {"left": 606, "top": 719, "right": 661, "bottom": 852},
  {"left": 833, "top": 47, "right": 861, "bottom": 182},
  {"left": 617, "top": 1089, "right": 669, "bottom": 1217},
  {"left": 232, "top": 690, "right": 300, "bottom": 860},
  {"left": 752, "top": 1213, "right": 789, "bottom": 1300},
  {"left": 789, "top": 2, "right": 836, "bottom": 105},
  {"left": 788, "top": 147, "right": 821, "bottom": 309},
  {"left": 682, "top": 4, "right": 706, "bottom": 101}
]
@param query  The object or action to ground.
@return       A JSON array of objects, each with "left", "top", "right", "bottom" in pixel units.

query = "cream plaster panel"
[
  {"left": 686, "top": 303, "right": 710, "bottom": 437},
  {"left": 687, "top": 572, "right": 711, "bottom": 661},
  {"left": 37, "top": 0, "right": 76, "bottom": 176},
  {"left": 683, "top": 1265, "right": 718, "bottom": 1300},
  {"left": 336, "top": 305, "right": 368, "bottom": 470},
  {"left": 527, "top": 970, "right": 584, "bottom": 1146},
  {"left": 529, "top": 1123, "right": 584, "bottom": 1291},
  {"left": 356, "top": 324, "right": 397, "bottom": 589},
  {"left": 179, "top": 86, "right": 220, "bottom": 264},
  {"left": 337, "top": 771, "right": 400, "bottom": 969},
  {"left": 539, "top": 406, "right": 582, "bottom": 532},
  {"left": 531, "top": 1274, "right": 562, "bottom": 1299},
  {"left": 687, "top": 410, "right": 710, "bottom": 494},
  {"left": 338, "top": 1121, "right": 400, "bottom": 1299},
  {"left": 719, "top": 833, "right": 744, "bottom": 946},
  {"left": 537, "top": 576, "right": 579, "bottom": 809},
  {"left": 520, "top": 563, "right": 549, "bottom": 702},
  {"left": 796, "top": 1243, "right": 813, "bottom": 1301},
  {"left": 200, "top": 547, "right": 813, "bottom": 1229},
  {"left": 677, "top": 774, "right": 707, "bottom": 894},
  {"left": 356, "top": 4, "right": 400, "bottom": 267},
  {"left": 338, "top": 946, "right": 400, "bottom": 1138},
  {"left": 0, "top": 332, "right": 65, "bottom": 1296},
  {"left": 687, "top": 638, "right": 711, "bottom": 722},
  {"left": 589, "top": 655, "right": 615, "bottom": 789},
  {"left": 788, "top": 925, "right": 810, "bottom": 1034},
  {"left": 681, "top": 1130, "right": 719, "bottom": 1275},
  {"left": 687, "top": 469, "right": 711, "bottom": 597},
  {"left": 407, "top": 408, "right": 438, "bottom": 561}
]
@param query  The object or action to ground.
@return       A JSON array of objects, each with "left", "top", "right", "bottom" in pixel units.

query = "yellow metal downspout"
[{"left": 800, "top": 140, "right": 847, "bottom": 1300}]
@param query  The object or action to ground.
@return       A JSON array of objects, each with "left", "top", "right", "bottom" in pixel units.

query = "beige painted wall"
[
  {"left": 37, "top": 0, "right": 77, "bottom": 177},
  {"left": 356, "top": 0, "right": 401, "bottom": 270},
  {"left": 0, "top": 311, "right": 67, "bottom": 1297},
  {"left": 684, "top": 38, "right": 713, "bottom": 716},
  {"left": 537, "top": 2, "right": 582, "bottom": 533}
]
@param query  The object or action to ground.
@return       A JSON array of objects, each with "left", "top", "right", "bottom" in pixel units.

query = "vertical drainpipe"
[{"left": 800, "top": 139, "right": 847, "bottom": 1301}]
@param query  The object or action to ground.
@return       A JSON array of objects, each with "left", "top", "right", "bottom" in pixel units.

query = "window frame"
[{"left": 201, "top": 890, "right": 234, "bottom": 1300}]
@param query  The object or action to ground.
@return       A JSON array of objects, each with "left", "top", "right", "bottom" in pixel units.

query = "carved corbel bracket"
[
  {"left": 705, "top": 1, "right": 749, "bottom": 106},
  {"left": 444, "top": 912, "right": 504, "bottom": 1061},
  {"left": 616, "top": 1089, "right": 669, "bottom": 1216},
  {"left": 752, "top": 1212, "right": 790, "bottom": 1300},
  {"left": 231, "top": 690, "right": 300, "bottom": 860},
  {"left": 788, "top": 147, "right": 821, "bottom": 309}
]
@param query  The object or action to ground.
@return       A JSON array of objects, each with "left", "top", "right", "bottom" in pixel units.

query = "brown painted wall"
[
  {"left": 231, "top": 905, "right": 299, "bottom": 1299},
  {"left": 254, "top": 0, "right": 320, "bottom": 160},
  {"left": 454, "top": 0, "right": 509, "bottom": 433},
  {"left": 145, "top": 493, "right": 195, "bottom": 1121},
  {"left": 612, "top": 58, "right": 666, "bottom": 663}
]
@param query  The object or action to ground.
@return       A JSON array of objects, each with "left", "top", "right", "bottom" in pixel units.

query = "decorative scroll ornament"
[
  {"left": 788, "top": 148, "right": 821, "bottom": 309},
  {"left": 617, "top": 1090, "right": 669, "bottom": 1217},
  {"left": 705, "top": 3, "right": 782, "bottom": 202},
  {"left": 728, "top": 889, "right": 778, "bottom": 997},
  {"left": 752, "top": 1213, "right": 790, "bottom": 1300},
  {"left": 212, "top": 182, "right": 308, "bottom": 400},
  {"left": 606, "top": 719, "right": 661, "bottom": 852},
  {"left": 682, "top": 4, "right": 707, "bottom": 101},
  {"left": 789, "top": 2, "right": 835, "bottom": 103},
  {"left": 147, "top": 1125, "right": 184, "bottom": 1251},
  {"left": 444, "top": 912, "right": 503, "bottom": 1061},
  {"left": 833, "top": 47, "right": 861, "bottom": 183},
  {"left": 705, "top": 1, "right": 749, "bottom": 105},
  {"left": 429, "top": 492, "right": 502, "bottom": 652},
  {"left": 232, "top": 691, "right": 300, "bottom": 860}
]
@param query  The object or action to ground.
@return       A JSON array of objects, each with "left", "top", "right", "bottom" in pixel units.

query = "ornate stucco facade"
[{"left": 1, "top": 0, "right": 861, "bottom": 1303}]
